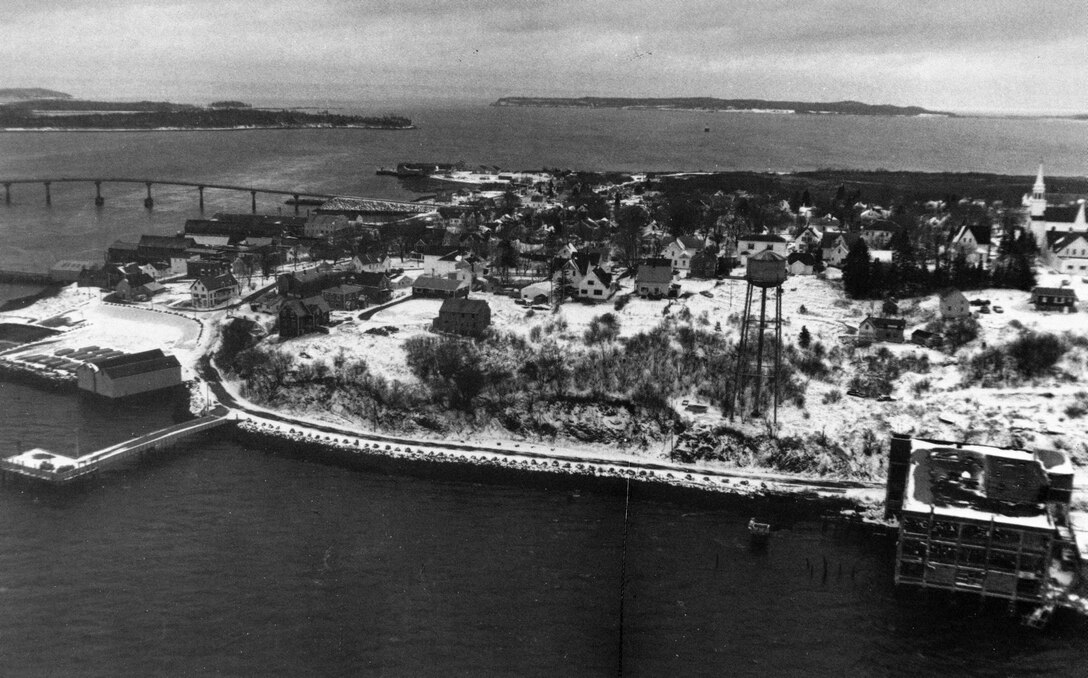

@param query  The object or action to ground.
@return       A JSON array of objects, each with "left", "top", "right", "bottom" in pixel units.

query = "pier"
[
  {"left": 0, "top": 409, "right": 233, "bottom": 484},
  {"left": 0, "top": 177, "right": 339, "bottom": 215}
]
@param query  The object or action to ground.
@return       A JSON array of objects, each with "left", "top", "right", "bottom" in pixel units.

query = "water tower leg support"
[
  {"left": 144, "top": 183, "right": 154, "bottom": 209},
  {"left": 198, "top": 186, "right": 205, "bottom": 212},
  {"left": 773, "top": 286, "right": 783, "bottom": 427},
  {"left": 44, "top": 182, "right": 51, "bottom": 206},
  {"left": 752, "top": 287, "right": 768, "bottom": 415},
  {"left": 251, "top": 191, "right": 257, "bottom": 214},
  {"left": 729, "top": 283, "right": 755, "bottom": 419},
  {"left": 94, "top": 181, "right": 104, "bottom": 207},
  {"left": 293, "top": 194, "right": 300, "bottom": 215}
]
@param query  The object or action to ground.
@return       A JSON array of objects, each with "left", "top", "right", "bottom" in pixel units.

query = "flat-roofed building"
[{"left": 886, "top": 436, "right": 1078, "bottom": 606}]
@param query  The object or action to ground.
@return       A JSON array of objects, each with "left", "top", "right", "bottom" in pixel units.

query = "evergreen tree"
[
  {"left": 842, "top": 237, "right": 873, "bottom": 298},
  {"left": 799, "top": 325, "right": 812, "bottom": 349}
]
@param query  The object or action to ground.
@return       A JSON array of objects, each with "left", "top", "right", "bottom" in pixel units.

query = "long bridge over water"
[{"left": 0, "top": 177, "right": 437, "bottom": 215}]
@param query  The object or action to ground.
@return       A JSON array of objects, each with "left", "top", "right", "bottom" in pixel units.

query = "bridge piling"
[
  {"left": 293, "top": 194, "right": 300, "bottom": 215},
  {"left": 198, "top": 185, "right": 204, "bottom": 212},
  {"left": 144, "top": 182, "right": 153, "bottom": 209},
  {"left": 94, "top": 181, "right": 104, "bottom": 207},
  {"left": 44, "top": 182, "right": 51, "bottom": 206},
  {"left": 251, "top": 190, "right": 257, "bottom": 214},
  {"left": 3, "top": 183, "right": 9, "bottom": 205}
]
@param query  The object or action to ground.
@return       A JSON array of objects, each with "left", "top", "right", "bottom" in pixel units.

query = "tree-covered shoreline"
[{"left": 0, "top": 107, "right": 412, "bottom": 130}]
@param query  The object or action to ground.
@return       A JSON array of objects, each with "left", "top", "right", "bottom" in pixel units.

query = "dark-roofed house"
[
  {"left": 137, "top": 235, "right": 197, "bottom": 273},
  {"left": 355, "top": 272, "right": 393, "bottom": 304},
  {"left": 860, "top": 221, "right": 902, "bottom": 249},
  {"left": 661, "top": 235, "right": 705, "bottom": 272},
  {"left": 858, "top": 316, "right": 905, "bottom": 343},
  {"left": 938, "top": 288, "right": 970, "bottom": 319},
  {"left": 688, "top": 248, "right": 719, "bottom": 279},
  {"left": 76, "top": 349, "right": 183, "bottom": 398},
  {"left": 279, "top": 296, "right": 331, "bottom": 337},
  {"left": 577, "top": 266, "right": 613, "bottom": 301},
  {"left": 635, "top": 259, "right": 674, "bottom": 298},
  {"left": 820, "top": 232, "right": 858, "bottom": 267},
  {"left": 1030, "top": 286, "right": 1078, "bottom": 311},
  {"left": 412, "top": 276, "right": 469, "bottom": 299},
  {"left": 190, "top": 273, "right": 239, "bottom": 309},
  {"left": 186, "top": 258, "right": 230, "bottom": 279},
  {"left": 433, "top": 298, "right": 491, "bottom": 337},
  {"left": 1044, "top": 230, "right": 1088, "bottom": 275},
  {"left": 950, "top": 223, "right": 993, "bottom": 267},
  {"left": 277, "top": 269, "right": 345, "bottom": 299},
  {"left": 787, "top": 252, "right": 816, "bottom": 275},
  {"left": 911, "top": 329, "right": 943, "bottom": 349},
  {"left": 322, "top": 284, "right": 365, "bottom": 311},
  {"left": 304, "top": 214, "right": 353, "bottom": 240}
]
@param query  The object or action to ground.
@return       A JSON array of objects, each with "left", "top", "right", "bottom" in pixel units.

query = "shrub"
[
  {"left": 1065, "top": 392, "right": 1088, "bottom": 419},
  {"left": 911, "top": 378, "right": 932, "bottom": 397},
  {"left": 822, "top": 389, "right": 842, "bottom": 404},
  {"left": 614, "top": 295, "right": 630, "bottom": 311}
]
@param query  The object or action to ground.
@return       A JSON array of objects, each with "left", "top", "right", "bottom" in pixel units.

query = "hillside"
[
  {"left": 0, "top": 88, "right": 72, "bottom": 103},
  {"left": 493, "top": 96, "right": 954, "bottom": 117}
]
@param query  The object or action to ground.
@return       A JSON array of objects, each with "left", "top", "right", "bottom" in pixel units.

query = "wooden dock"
[{"left": 0, "top": 409, "right": 233, "bottom": 484}]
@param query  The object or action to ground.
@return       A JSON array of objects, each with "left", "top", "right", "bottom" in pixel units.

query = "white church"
[{"left": 1024, "top": 164, "right": 1088, "bottom": 275}]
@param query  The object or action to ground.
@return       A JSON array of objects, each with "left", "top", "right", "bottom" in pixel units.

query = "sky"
[{"left": 2, "top": 0, "right": 1087, "bottom": 113}]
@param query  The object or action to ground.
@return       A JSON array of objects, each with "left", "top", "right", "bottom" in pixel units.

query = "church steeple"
[{"left": 1030, "top": 162, "right": 1047, "bottom": 218}]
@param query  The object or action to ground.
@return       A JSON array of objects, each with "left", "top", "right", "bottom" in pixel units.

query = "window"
[{"left": 594, "top": 290, "right": 603, "bottom": 296}]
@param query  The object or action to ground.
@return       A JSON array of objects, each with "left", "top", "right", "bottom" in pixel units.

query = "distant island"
[
  {"left": 493, "top": 96, "right": 955, "bottom": 117},
  {"left": 0, "top": 96, "right": 413, "bottom": 130},
  {"left": 0, "top": 88, "right": 72, "bottom": 103}
]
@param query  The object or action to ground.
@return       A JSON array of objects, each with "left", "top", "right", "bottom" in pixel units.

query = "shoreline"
[
  {"left": 0, "top": 283, "right": 64, "bottom": 313},
  {"left": 0, "top": 124, "right": 416, "bottom": 133}
]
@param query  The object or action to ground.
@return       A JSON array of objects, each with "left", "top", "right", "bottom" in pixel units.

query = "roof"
[
  {"left": 677, "top": 235, "right": 705, "bottom": 250},
  {"left": 587, "top": 266, "right": 613, "bottom": 287},
  {"left": 1031, "top": 286, "right": 1078, "bottom": 299},
  {"left": 413, "top": 276, "right": 466, "bottom": 291},
  {"left": 1048, "top": 230, "right": 1088, "bottom": 252},
  {"left": 819, "top": 231, "right": 846, "bottom": 248},
  {"left": 438, "top": 297, "right": 490, "bottom": 315},
  {"left": 938, "top": 288, "right": 967, "bottom": 301},
  {"left": 323, "top": 284, "right": 364, "bottom": 295},
  {"left": 51, "top": 260, "right": 100, "bottom": 272},
  {"left": 193, "top": 273, "right": 238, "bottom": 291},
  {"left": 952, "top": 223, "right": 992, "bottom": 246},
  {"left": 787, "top": 252, "right": 816, "bottom": 266},
  {"left": 109, "top": 240, "right": 139, "bottom": 252},
  {"left": 861, "top": 316, "right": 905, "bottom": 330},
  {"left": 901, "top": 438, "right": 1060, "bottom": 530},
  {"left": 1032, "top": 205, "right": 1082, "bottom": 223},
  {"left": 138, "top": 235, "right": 195, "bottom": 249},
  {"left": 739, "top": 234, "right": 786, "bottom": 243},
  {"left": 88, "top": 349, "right": 181, "bottom": 380},
  {"left": 911, "top": 329, "right": 940, "bottom": 339},
  {"left": 864, "top": 220, "right": 902, "bottom": 233},
  {"left": 636, "top": 263, "right": 674, "bottom": 284},
  {"left": 355, "top": 272, "right": 390, "bottom": 287}
]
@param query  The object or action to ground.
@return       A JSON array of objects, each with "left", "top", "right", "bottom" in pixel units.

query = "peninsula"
[
  {"left": 0, "top": 96, "right": 413, "bottom": 130},
  {"left": 493, "top": 96, "right": 955, "bottom": 117}
]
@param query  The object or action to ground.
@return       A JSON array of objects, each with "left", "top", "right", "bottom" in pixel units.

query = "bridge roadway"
[
  {"left": 0, "top": 177, "right": 438, "bottom": 214},
  {"left": 0, "top": 407, "right": 233, "bottom": 484}
]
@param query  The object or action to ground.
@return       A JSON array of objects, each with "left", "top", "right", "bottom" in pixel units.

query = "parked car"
[
  {"left": 993, "top": 306, "right": 1004, "bottom": 313},
  {"left": 979, "top": 305, "right": 991, "bottom": 314}
]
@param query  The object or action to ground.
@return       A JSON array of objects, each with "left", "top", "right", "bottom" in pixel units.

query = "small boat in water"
[{"left": 748, "top": 518, "right": 771, "bottom": 541}]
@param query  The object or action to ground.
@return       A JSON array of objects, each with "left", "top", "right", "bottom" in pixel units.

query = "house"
[
  {"left": 520, "top": 282, "right": 551, "bottom": 305},
  {"left": 577, "top": 266, "right": 613, "bottom": 301},
  {"left": 661, "top": 235, "right": 704, "bottom": 271},
  {"left": 792, "top": 225, "right": 823, "bottom": 251},
  {"left": 190, "top": 273, "right": 239, "bottom": 309},
  {"left": 949, "top": 223, "right": 993, "bottom": 267},
  {"left": 820, "top": 232, "right": 858, "bottom": 267},
  {"left": 76, "top": 349, "right": 183, "bottom": 398},
  {"left": 355, "top": 272, "right": 393, "bottom": 304},
  {"left": 858, "top": 316, "right": 905, "bottom": 343},
  {"left": 352, "top": 253, "right": 391, "bottom": 274},
  {"left": 137, "top": 281, "right": 166, "bottom": 298},
  {"left": 938, "top": 288, "right": 970, "bottom": 319},
  {"left": 911, "top": 329, "right": 943, "bottom": 349},
  {"left": 137, "top": 235, "right": 196, "bottom": 273},
  {"left": 1044, "top": 231, "right": 1088, "bottom": 275},
  {"left": 77, "top": 264, "right": 109, "bottom": 289},
  {"left": 786, "top": 252, "right": 816, "bottom": 275},
  {"left": 277, "top": 269, "right": 344, "bottom": 299},
  {"left": 186, "top": 258, "right": 230, "bottom": 279},
  {"left": 635, "top": 258, "right": 674, "bottom": 298},
  {"left": 433, "top": 298, "right": 491, "bottom": 337},
  {"left": 860, "top": 221, "right": 902, "bottom": 249},
  {"left": 303, "top": 214, "right": 353, "bottom": 240},
  {"left": 737, "top": 234, "right": 788, "bottom": 264},
  {"left": 1030, "top": 286, "right": 1078, "bottom": 311},
  {"left": 322, "top": 284, "right": 365, "bottom": 311},
  {"left": 278, "top": 296, "right": 331, "bottom": 337},
  {"left": 688, "top": 248, "right": 719, "bottom": 279},
  {"left": 412, "top": 276, "right": 469, "bottom": 299}
]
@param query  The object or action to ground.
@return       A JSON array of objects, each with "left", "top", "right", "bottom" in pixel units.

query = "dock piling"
[
  {"left": 293, "top": 194, "right": 299, "bottom": 215},
  {"left": 94, "top": 181, "right": 104, "bottom": 207},
  {"left": 198, "top": 185, "right": 204, "bottom": 212},
  {"left": 251, "top": 190, "right": 257, "bottom": 214},
  {"left": 3, "top": 183, "right": 9, "bottom": 205}
]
